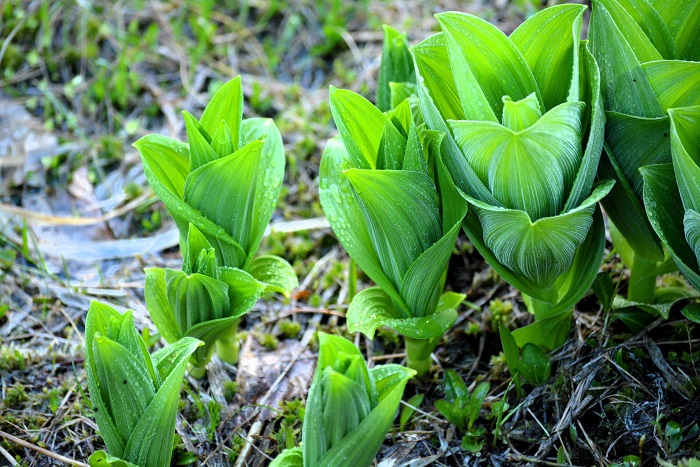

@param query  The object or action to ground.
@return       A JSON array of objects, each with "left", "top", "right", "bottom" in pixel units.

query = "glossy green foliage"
[
  {"left": 589, "top": 0, "right": 700, "bottom": 278},
  {"left": 303, "top": 333, "right": 414, "bottom": 467},
  {"left": 413, "top": 5, "right": 611, "bottom": 338},
  {"left": 435, "top": 371, "right": 489, "bottom": 453},
  {"left": 133, "top": 77, "right": 297, "bottom": 296},
  {"left": 145, "top": 224, "right": 265, "bottom": 368},
  {"left": 85, "top": 302, "right": 202, "bottom": 467},
  {"left": 642, "top": 107, "right": 700, "bottom": 291},
  {"left": 319, "top": 88, "right": 467, "bottom": 374}
]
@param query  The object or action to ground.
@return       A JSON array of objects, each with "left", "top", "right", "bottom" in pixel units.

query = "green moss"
[
  {"left": 279, "top": 320, "right": 301, "bottom": 339},
  {"left": 5, "top": 382, "right": 28, "bottom": 407}
]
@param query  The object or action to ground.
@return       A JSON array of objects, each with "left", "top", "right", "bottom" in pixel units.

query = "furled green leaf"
[
  {"left": 199, "top": 77, "right": 243, "bottom": 150},
  {"left": 218, "top": 267, "right": 265, "bottom": 315},
  {"left": 247, "top": 255, "right": 298, "bottom": 297},
  {"left": 319, "top": 139, "right": 407, "bottom": 312},
  {"left": 436, "top": 12, "right": 542, "bottom": 119},
  {"left": 88, "top": 451, "right": 140, "bottom": 467},
  {"left": 510, "top": 3, "right": 585, "bottom": 108},
  {"left": 512, "top": 309, "right": 573, "bottom": 351},
  {"left": 183, "top": 223, "right": 216, "bottom": 275},
  {"left": 590, "top": 0, "right": 664, "bottom": 117},
  {"left": 377, "top": 25, "right": 415, "bottom": 112},
  {"left": 210, "top": 119, "right": 235, "bottom": 159},
  {"left": 329, "top": 87, "right": 387, "bottom": 170},
  {"left": 183, "top": 111, "right": 218, "bottom": 171},
  {"left": 144, "top": 268, "right": 182, "bottom": 344},
  {"left": 165, "top": 269, "right": 230, "bottom": 330},
  {"left": 650, "top": 0, "right": 700, "bottom": 60},
  {"left": 450, "top": 101, "right": 584, "bottom": 220},
  {"left": 641, "top": 163, "right": 700, "bottom": 290},
  {"left": 519, "top": 343, "right": 552, "bottom": 384},
  {"left": 183, "top": 316, "right": 242, "bottom": 367},
  {"left": 270, "top": 447, "right": 304, "bottom": 467},
  {"left": 344, "top": 168, "right": 441, "bottom": 290},
  {"left": 499, "top": 325, "right": 521, "bottom": 381},
  {"left": 669, "top": 107, "right": 700, "bottom": 213},
  {"left": 643, "top": 61, "right": 700, "bottom": 111},
  {"left": 613, "top": 0, "right": 677, "bottom": 59},
  {"left": 390, "top": 82, "right": 417, "bottom": 110},
  {"left": 501, "top": 93, "right": 542, "bottom": 132}
]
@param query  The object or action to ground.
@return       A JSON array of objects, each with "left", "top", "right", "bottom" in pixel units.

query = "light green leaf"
[
  {"left": 436, "top": 12, "right": 542, "bottom": 119},
  {"left": 92, "top": 335, "right": 155, "bottom": 448},
  {"left": 183, "top": 316, "right": 240, "bottom": 367},
  {"left": 347, "top": 287, "right": 459, "bottom": 340},
  {"left": 499, "top": 325, "right": 521, "bottom": 380},
  {"left": 345, "top": 168, "right": 441, "bottom": 291},
  {"left": 685, "top": 210, "right": 700, "bottom": 263},
  {"left": 241, "top": 116, "right": 286, "bottom": 260},
  {"left": 133, "top": 135, "right": 189, "bottom": 199},
  {"left": 184, "top": 140, "right": 265, "bottom": 265},
  {"left": 247, "top": 255, "right": 298, "bottom": 297},
  {"left": 594, "top": 0, "right": 664, "bottom": 63},
  {"left": 376, "top": 119, "right": 407, "bottom": 170},
  {"left": 518, "top": 343, "right": 552, "bottom": 384},
  {"left": 377, "top": 25, "right": 415, "bottom": 112},
  {"left": 390, "top": 82, "right": 417, "bottom": 110},
  {"left": 200, "top": 77, "right": 243, "bottom": 150},
  {"left": 329, "top": 87, "right": 387, "bottom": 170},
  {"left": 501, "top": 93, "right": 542, "bottom": 132},
  {"left": 510, "top": 3, "right": 585, "bottom": 108},
  {"left": 643, "top": 61, "right": 700, "bottom": 112},
  {"left": 183, "top": 223, "right": 215, "bottom": 275},
  {"left": 641, "top": 163, "right": 700, "bottom": 290},
  {"left": 512, "top": 310, "right": 573, "bottom": 351},
  {"left": 270, "top": 447, "right": 303, "bottom": 467},
  {"left": 669, "top": 106, "right": 700, "bottom": 212},
  {"left": 210, "top": 119, "right": 235, "bottom": 159},
  {"left": 122, "top": 338, "right": 201, "bottom": 467},
  {"left": 151, "top": 337, "right": 204, "bottom": 382},
  {"left": 183, "top": 111, "right": 217, "bottom": 171},
  {"left": 165, "top": 269, "right": 230, "bottom": 330},
  {"left": 315, "top": 365, "right": 414, "bottom": 467},
  {"left": 321, "top": 370, "right": 372, "bottom": 448},
  {"left": 450, "top": 101, "right": 584, "bottom": 220},
  {"left": 590, "top": 0, "right": 664, "bottom": 117},
  {"left": 442, "top": 369, "right": 469, "bottom": 402},
  {"left": 319, "top": 139, "right": 407, "bottom": 313},
  {"left": 650, "top": 0, "right": 700, "bottom": 60},
  {"left": 612, "top": 0, "right": 677, "bottom": 59},
  {"left": 218, "top": 267, "right": 265, "bottom": 315},
  {"left": 89, "top": 451, "right": 140, "bottom": 467},
  {"left": 144, "top": 268, "right": 181, "bottom": 343}
]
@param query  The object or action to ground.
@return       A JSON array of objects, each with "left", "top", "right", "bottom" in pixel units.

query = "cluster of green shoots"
[{"left": 84, "top": 0, "right": 700, "bottom": 465}]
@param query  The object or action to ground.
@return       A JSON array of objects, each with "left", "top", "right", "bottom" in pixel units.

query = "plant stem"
[
  {"left": 404, "top": 336, "right": 440, "bottom": 377},
  {"left": 216, "top": 319, "right": 241, "bottom": 365},
  {"left": 628, "top": 254, "right": 658, "bottom": 304},
  {"left": 188, "top": 364, "right": 207, "bottom": 379}
]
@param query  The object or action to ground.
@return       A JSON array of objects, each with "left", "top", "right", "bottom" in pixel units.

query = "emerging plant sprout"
[
  {"left": 85, "top": 301, "right": 202, "bottom": 467},
  {"left": 271, "top": 333, "right": 415, "bottom": 467},
  {"left": 413, "top": 4, "right": 613, "bottom": 351},
  {"left": 376, "top": 25, "right": 415, "bottom": 112},
  {"left": 319, "top": 88, "right": 467, "bottom": 376},
  {"left": 589, "top": 0, "right": 700, "bottom": 304},
  {"left": 133, "top": 77, "right": 298, "bottom": 370}
]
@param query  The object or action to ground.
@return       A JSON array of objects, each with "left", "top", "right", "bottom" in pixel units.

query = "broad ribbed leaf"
[
  {"left": 510, "top": 4, "right": 585, "bottom": 108},
  {"left": 501, "top": 93, "right": 542, "bottom": 131},
  {"left": 376, "top": 119, "right": 407, "bottom": 170},
  {"left": 643, "top": 61, "right": 700, "bottom": 111},
  {"left": 685, "top": 210, "right": 700, "bottom": 263},
  {"left": 390, "top": 82, "right": 417, "bottom": 110},
  {"left": 183, "top": 316, "right": 240, "bottom": 367},
  {"left": 88, "top": 451, "right": 139, "bottom": 467},
  {"left": 269, "top": 447, "right": 303, "bottom": 467},
  {"left": 183, "top": 111, "right": 217, "bottom": 171},
  {"left": 218, "top": 267, "right": 265, "bottom": 315},
  {"left": 650, "top": 0, "right": 700, "bottom": 60},
  {"left": 211, "top": 119, "right": 235, "bottom": 159},
  {"left": 319, "top": 139, "right": 407, "bottom": 313},
  {"left": 450, "top": 101, "right": 584, "bottom": 220},
  {"left": 133, "top": 135, "right": 189, "bottom": 199},
  {"left": 185, "top": 140, "right": 265, "bottom": 264},
  {"left": 613, "top": 0, "right": 677, "bottom": 59},
  {"left": 563, "top": 41, "right": 606, "bottom": 211},
  {"left": 512, "top": 309, "right": 573, "bottom": 350},
  {"left": 669, "top": 106, "right": 700, "bottom": 212},
  {"left": 122, "top": 338, "right": 201, "bottom": 467},
  {"left": 199, "top": 77, "right": 243, "bottom": 150},
  {"left": 590, "top": 0, "right": 664, "bottom": 117},
  {"left": 641, "top": 163, "right": 700, "bottom": 290},
  {"left": 315, "top": 365, "right": 414, "bottom": 467},
  {"left": 443, "top": 369, "right": 469, "bottom": 402},
  {"left": 247, "top": 255, "right": 298, "bottom": 297},
  {"left": 321, "top": 370, "right": 372, "bottom": 448},
  {"left": 436, "top": 12, "right": 542, "bottom": 119},
  {"left": 183, "top": 223, "right": 215, "bottom": 275},
  {"left": 144, "top": 268, "right": 181, "bottom": 343},
  {"left": 345, "top": 169, "right": 441, "bottom": 289},
  {"left": 347, "top": 287, "right": 460, "bottom": 340},
  {"left": 151, "top": 337, "right": 204, "bottom": 382},
  {"left": 92, "top": 336, "right": 155, "bottom": 448},
  {"left": 329, "top": 87, "right": 386, "bottom": 170},
  {"left": 165, "top": 269, "right": 230, "bottom": 331},
  {"left": 412, "top": 35, "right": 499, "bottom": 205},
  {"left": 594, "top": 0, "right": 664, "bottom": 63},
  {"left": 377, "top": 25, "right": 415, "bottom": 112}
]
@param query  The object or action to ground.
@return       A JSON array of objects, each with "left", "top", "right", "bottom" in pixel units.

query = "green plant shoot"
[
  {"left": 319, "top": 87, "right": 467, "bottom": 376},
  {"left": 270, "top": 333, "right": 415, "bottom": 467},
  {"left": 133, "top": 76, "right": 297, "bottom": 295},
  {"left": 434, "top": 370, "right": 490, "bottom": 453},
  {"left": 589, "top": 0, "right": 700, "bottom": 303},
  {"left": 85, "top": 301, "right": 202, "bottom": 467},
  {"left": 413, "top": 4, "right": 612, "bottom": 351},
  {"left": 144, "top": 223, "right": 266, "bottom": 377},
  {"left": 377, "top": 25, "right": 416, "bottom": 112}
]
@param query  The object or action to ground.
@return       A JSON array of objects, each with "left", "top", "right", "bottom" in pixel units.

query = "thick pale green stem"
[
  {"left": 628, "top": 254, "right": 658, "bottom": 304},
  {"left": 216, "top": 319, "right": 241, "bottom": 365},
  {"left": 188, "top": 363, "right": 207, "bottom": 379},
  {"left": 404, "top": 336, "right": 440, "bottom": 377}
]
